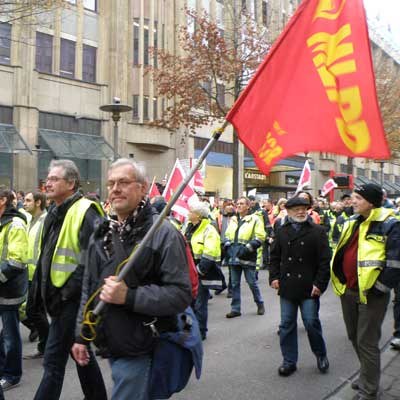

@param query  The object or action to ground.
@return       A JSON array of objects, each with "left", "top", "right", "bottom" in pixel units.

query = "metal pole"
[
  {"left": 92, "top": 121, "right": 228, "bottom": 317},
  {"left": 113, "top": 120, "right": 119, "bottom": 161}
]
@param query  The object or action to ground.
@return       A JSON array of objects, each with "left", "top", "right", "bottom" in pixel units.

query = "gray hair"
[
  {"left": 189, "top": 202, "right": 210, "bottom": 219},
  {"left": 49, "top": 159, "right": 80, "bottom": 191},
  {"left": 109, "top": 158, "right": 148, "bottom": 184}
]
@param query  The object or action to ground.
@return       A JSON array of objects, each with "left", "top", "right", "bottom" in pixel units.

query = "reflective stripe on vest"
[
  {"left": 331, "top": 208, "right": 394, "bottom": 304},
  {"left": 50, "top": 198, "right": 104, "bottom": 288}
]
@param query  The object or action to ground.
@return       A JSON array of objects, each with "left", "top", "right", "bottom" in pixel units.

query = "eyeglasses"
[
  {"left": 106, "top": 179, "right": 138, "bottom": 190},
  {"left": 46, "top": 176, "right": 65, "bottom": 183}
]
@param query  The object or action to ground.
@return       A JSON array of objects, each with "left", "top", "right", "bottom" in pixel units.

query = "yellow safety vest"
[
  {"left": 0, "top": 216, "right": 28, "bottom": 271},
  {"left": 190, "top": 218, "right": 221, "bottom": 263},
  {"left": 331, "top": 207, "right": 394, "bottom": 304},
  {"left": 26, "top": 211, "right": 47, "bottom": 281},
  {"left": 50, "top": 199, "right": 103, "bottom": 288}
]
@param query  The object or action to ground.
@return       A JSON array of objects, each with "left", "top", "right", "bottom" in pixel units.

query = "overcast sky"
[{"left": 364, "top": 0, "right": 400, "bottom": 44}]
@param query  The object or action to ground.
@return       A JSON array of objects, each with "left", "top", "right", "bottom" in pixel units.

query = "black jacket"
[
  {"left": 0, "top": 207, "right": 28, "bottom": 310},
  {"left": 76, "top": 202, "right": 192, "bottom": 358},
  {"left": 32, "top": 192, "right": 102, "bottom": 317},
  {"left": 269, "top": 217, "right": 331, "bottom": 301}
]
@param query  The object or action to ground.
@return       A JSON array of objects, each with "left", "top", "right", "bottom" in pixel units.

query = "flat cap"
[{"left": 285, "top": 196, "right": 310, "bottom": 209}]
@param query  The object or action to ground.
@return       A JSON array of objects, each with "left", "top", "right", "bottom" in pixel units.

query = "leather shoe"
[
  {"left": 317, "top": 356, "right": 329, "bottom": 373},
  {"left": 29, "top": 329, "right": 39, "bottom": 342},
  {"left": 257, "top": 303, "right": 265, "bottom": 315},
  {"left": 278, "top": 364, "right": 297, "bottom": 377},
  {"left": 226, "top": 311, "right": 241, "bottom": 318}
]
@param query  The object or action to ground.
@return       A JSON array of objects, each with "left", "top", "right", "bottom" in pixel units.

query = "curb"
[{"left": 323, "top": 339, "right": 400, "bottom": 400}]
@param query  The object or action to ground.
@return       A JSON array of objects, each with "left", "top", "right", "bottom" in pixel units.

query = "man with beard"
[{"left": 269, "top": 196, "right": 331, "bottom": 377}]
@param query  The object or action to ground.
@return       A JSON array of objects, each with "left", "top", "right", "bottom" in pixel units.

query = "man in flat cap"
[
  {"left": 269, "top": 196, "right": 331, "bottom": 377},
  {"left": 331, "top": 183, "right": 400, "bottom": 400}
]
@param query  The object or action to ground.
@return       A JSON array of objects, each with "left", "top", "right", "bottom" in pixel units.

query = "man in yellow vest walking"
[
  {"left": 331, "top": 184, "right": 400, "bottom": 400},
  {"left": 31, "top": 160, "right": 107, "bottom": 400},
  {"left": 22, "top": 192, "right": 49, "bottom": 359}
]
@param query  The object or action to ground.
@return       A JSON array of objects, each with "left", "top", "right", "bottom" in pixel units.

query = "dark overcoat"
[{"left": 269, "top": 217, "right": 331, "bottom": 301}]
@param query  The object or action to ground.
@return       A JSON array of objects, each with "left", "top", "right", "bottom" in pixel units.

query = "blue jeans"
[
  {"left": 109, "top": 354, "right": 152, "bottom": 400},
  {"left": 0, "top": 309, "right": 22, "bottom": 384},
  {"left": 230, "top": 266, "right": 263, "bottom": 313},
  {"left": 279, "top": 297, "right": 327, "bottom": 366},
  {"left": 33, "top": 301, "right": 107, "bottom": 400},
  {"left": 194, "top": 283, "right": 209, "bottom": 337}
]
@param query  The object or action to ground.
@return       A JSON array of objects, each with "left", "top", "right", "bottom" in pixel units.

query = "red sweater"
[{"left": 342, "top": 228, "right": 359, "bottom": 289}]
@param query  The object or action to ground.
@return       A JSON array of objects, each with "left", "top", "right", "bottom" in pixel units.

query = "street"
[{"left": 6, "top": 269, "right": 395, "bottom": 400}]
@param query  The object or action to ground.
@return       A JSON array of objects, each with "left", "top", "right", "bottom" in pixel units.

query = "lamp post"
[{"left": 100, "top": 98, "right": 132, "bottom": 161}]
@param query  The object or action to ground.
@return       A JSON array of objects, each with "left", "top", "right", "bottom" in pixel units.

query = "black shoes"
[
  {"left": 29, "top": 329, "right": 39, "bottom": 342},
  {"left": 226, "top": 311, "right": 241, "bottom": 318},
  {"left": 317, "top": 356, "right": 330, "bottom": 373},
  {"left": 257, "top": 303, "right": 265, "bottom": 315},
  {"left": 23, "top": 351, "right": 44, "bottom": 360},
  {"left": 351, "top": 380, "right": 360, "bottom": 390},
  {"left": 278, "top": 364, "right": 297, "bottom": 377}
]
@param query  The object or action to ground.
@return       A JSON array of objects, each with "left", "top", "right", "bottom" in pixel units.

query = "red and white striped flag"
[{"left": 321, "top": 178, "right": 338, "bottom": 197}]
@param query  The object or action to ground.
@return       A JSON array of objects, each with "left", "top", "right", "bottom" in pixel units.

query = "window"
[
  {"left": 372, "top": 171, "right": 379, "bottom": 180},
  {"left": 242, "top": 0, "right": 247, "bottom": 12},
  {"left": 60, "top": 38, "right": 75, "bottom": 78},
  {"left": 153, "top": 21, "right": 158, "bottom": 68},
  {"left": 144, "top": 19, "right": 149, "bottom": 66},
  {"left": 0, "top": 23, "right": 11, "bottom": 65},
  {"left": 133, "top": 19, "right": 139, "bottom": 65},
  {"left": 83, "top": 0, "right": 97, "bottom": 11},
  {"left": 82, "top": 44, "right": 96, "bottom": 82},
  {"left": 36, "top": 32, "right": 53, "bottom": 73},
  {"left": 340, "top": 163, "right": 348, "bottom": 173},
  {"left": 132, "top": 95, "right": 139, "bottom": 119},
  {"left": 384, "top": 173, "right": 391, "bottom": 182},
  {"left": 262, "top": 1, "right": 268, "bottom": 26},
  {"left": 216, "top": 83, "right": 225, "bottom": 108},
  {"left": 143, "top": 96, "right": 149, "bottom": 120},
  {"left": 356, "top": 168, "right": 365, "bottom": 177}
]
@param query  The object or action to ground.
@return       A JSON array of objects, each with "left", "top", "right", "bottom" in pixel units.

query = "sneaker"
[
  {"left": 0, "top": 378, "right": 19, "bottom": 391},
  {"left": 390, "top": 337, "right": 400, "bottom": 350},
  {"left": 257, "top": 303, "right": 265, "bottom": 315},
  {"left": 226, "top": 311, "right": 241, "bottom": 318},
  {"left": 23, "top": 351, "right": 44, "bottom": 360}
]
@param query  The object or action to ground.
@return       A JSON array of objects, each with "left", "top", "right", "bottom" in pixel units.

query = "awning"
[
  {"left": 355, "top": 176, "right": 400, "bottom": 195},
  {"left": 0, "top": 123, "right": 32, "bottom": 154},
  {"left": 39, "top": 129, "right": 115, "bottom": 160}
]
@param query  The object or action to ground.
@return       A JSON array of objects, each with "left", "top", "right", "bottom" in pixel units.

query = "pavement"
[{"left": 325, "top": 341, "right": 400, "bottom": 400}]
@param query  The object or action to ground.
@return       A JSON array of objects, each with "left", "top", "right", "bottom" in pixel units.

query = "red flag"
[
  {"left": 321, "top": 178, "right": 338, "bottom": 196},
  {"left": 296, "top": 160, "right": 312, "bottom": 192},
  {"left": 226, "top": 0, "right": 390, "bottom": 175},
  {"left": 148, "top": 177, "right": 161, "bottom": 199},
  {"left": 163, "top": 159, "right": 198, "bottom": 222}
]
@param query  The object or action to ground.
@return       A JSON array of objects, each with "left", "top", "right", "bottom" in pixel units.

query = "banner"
[{"left": 226, "top": 0, "right": 390, "bottom": 175}]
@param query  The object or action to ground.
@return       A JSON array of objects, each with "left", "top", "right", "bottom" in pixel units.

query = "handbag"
[{"left": 149, "top": 306, "right": 203, "bottom": 400}]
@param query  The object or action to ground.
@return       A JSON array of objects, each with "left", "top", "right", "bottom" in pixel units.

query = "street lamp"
[{"left": 100, "top": 97, "right": 132, "bottom": 161}]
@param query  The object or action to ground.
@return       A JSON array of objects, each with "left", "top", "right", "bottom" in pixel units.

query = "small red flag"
[
  {"left": 226, "top": 0, "right": 390, "bottom": 175},
  {"left": 163, "top": 159, "right": 198, "bottom": 222},
  {"left": 321, "top": 178, "right": 338, "bottom": 196}
]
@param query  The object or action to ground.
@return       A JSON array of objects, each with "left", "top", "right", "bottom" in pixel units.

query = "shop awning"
[
  {"left": 0, "top": 123, "right": 32, "bottom": 154},
  {"left": 39, "top": 129, "right": 115, "bottom": 161}
]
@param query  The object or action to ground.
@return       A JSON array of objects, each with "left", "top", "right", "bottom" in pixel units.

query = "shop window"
[{"left": 36, "top": 32, "right": 53, "bottom": 73}]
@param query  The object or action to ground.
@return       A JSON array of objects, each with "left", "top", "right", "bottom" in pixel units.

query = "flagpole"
[{"left": 92, "top": 121, "right": 228, "bottom": 317}]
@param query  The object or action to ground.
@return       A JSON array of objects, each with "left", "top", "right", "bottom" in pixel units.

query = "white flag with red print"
[
  {"left": 192, "top": 169, "right": 205, "bottom": 194},
  {"left": 148, "top": 178, "right": 161, "bottom": 199},
  {"left": 296, "top": 160, "right": 312, "bottom": 193},
  {"left": 321, "top": 178, "right": 338, "bottom": 197},
  {"left": 162, "top": 159, "right": 198, "bottom": 222}
]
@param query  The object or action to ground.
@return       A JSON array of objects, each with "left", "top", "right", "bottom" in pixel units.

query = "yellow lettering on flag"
[
  {"left": 313, "top": 0, "right": 347, "bottom": 21},
  {"left": 258, "top": 121, "right": 287, "bottom": 166}
]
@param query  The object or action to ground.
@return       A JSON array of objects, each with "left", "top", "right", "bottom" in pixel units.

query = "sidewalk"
[{"left": 326, "top": 342, "right": 400, "bottom": 400}]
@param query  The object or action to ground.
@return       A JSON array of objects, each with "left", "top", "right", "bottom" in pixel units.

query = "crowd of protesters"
[{"left": 2, "top": 163, "right": 400, "bottom": 400}]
